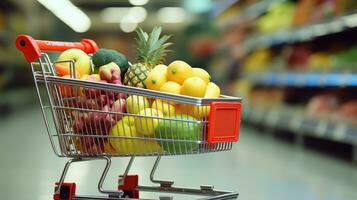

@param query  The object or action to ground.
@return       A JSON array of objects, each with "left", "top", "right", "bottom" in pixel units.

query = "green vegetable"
[{"left": 92, "top": 48, "right": 128, "bottom": 75}]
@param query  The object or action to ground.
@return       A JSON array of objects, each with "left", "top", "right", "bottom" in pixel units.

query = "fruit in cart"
[
  {"left": 99, "top": 62, "right": 121, "bottom": 84},
  {"left": 191, "top": 68, "right": 210, "bottom": 84},
  {"left": 160, "top": 81, "right": 181, "bottom": 95},
  {"left": 184, "top": 82, "right": 220, "bottom": 119},
  {"left": 151, "top": 99, "right": 176, "bottom": 117},
  {"left": 109, "top": 120, "right": 163, "bottom": 155},
  {"left": 204, "top": 82, "right": 220, "bottom": 98},
  {"left": 103, "top": 141, "right": 116, "bottom": 154},
  {"left": 167, "top": 60, "right": 193, "bottom": 84},
  {"left": 180, "top": 77, "right": 207, "bottom": 98},
  {"left": 82, "top": 74, "right": 102, "bottom": 98},
  {"left": 134, "top": 108, "right": 163, "bottom": 136},
  {"left": 144, "top": 64, "right": 168, "bottom": 91},
  {"left": 155, "top": 114, "right": 201, "bottom": 153},
  {"left": 124, "top": 26, "right": 172, "bottom": 88},
  {"left": 55, "top": 63, "right": 81, "bottom": 78},
  {"left": 92, "top": 48, "right": 128, "bottom": 76},
  {"left": 59, "top": 75, "right": 76, "bottom": 97},
  {"left": 110, "top": 99, "right": 126, "bottom": 121},
  {"left": 126, "top": 95, "right": 150, "bottom": 114},
  {"left": 122, "top": 115, "right": 136, "bottom": 127},
  {"left": 57, "top": 48, "right": 91, "bottom": 77}
]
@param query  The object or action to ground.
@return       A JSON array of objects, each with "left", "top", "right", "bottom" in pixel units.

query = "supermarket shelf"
[
  {"left": 244, "top": 105, "right": 357, "bottom": 145},
  {"left": 218, "top": 0, "right": 286, "bottom": 27},
  {"left": 244, "top": 12, "right": 357, "bottom": 53},
  {"left": 244, "top": 72, "right": 357, "bottom": 87}
]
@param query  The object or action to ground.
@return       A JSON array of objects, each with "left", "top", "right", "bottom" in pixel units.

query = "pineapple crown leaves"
[{"left": 135, "top": 26, "right": 172, "bottom": 68}]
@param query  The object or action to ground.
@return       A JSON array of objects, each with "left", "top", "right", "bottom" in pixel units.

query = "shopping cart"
[{"left": 16, "top": 35, "right": 242, "bottom": 200}]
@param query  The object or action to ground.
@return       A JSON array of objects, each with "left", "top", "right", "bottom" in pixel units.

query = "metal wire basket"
[{"left": 16, "top": 35, "right": 242, "bottom": 200}]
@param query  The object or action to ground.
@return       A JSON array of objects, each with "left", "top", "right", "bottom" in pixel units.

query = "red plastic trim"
[
  {"left": 53, "top": 182, "right": 76, "bottom": 200},
  {"left": 15, "top": 34, "right": 99, "bottom": 63},
  {"left": 118, "top": 175, "right": 139, "bottom": 198},
  {"left": 207, "top": 102, "right": 242, "bottom": 143}
]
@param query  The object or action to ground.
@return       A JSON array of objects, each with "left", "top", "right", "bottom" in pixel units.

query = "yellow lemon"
[
  {"left": 152, "top": 99, "right": 176, "bottom": 117},
  {"left": 126, "top": 95, "right": 150, "bottom": 114},
  {"left": 191, "top": 68, "right": 211, "bottom": 84},
  {"left": 159, "top": 81, "right": 181, "bottom": 104},
  {"left": 188, "top": 82, "right": 221, "bottom": 119},
  {"left": 160, "top": 81, "right": 181, "bottom": 95},
  {"left": 109, "top": 121, "right": 163, "bottom": 155},
  {"left": 122, "top": 115, "right": 136, "bottom": 127},
  {"left": 167, "top": 60, "right": 193, "bottom": 84},
  {"left": 180, "top": 77, "right": 207, "bottom": 97},
  {"left": 204, "top": 82, "right": 220, "bottom": 98},
  {"left": 144, "top": 65, "right": 168, "bottom": 91},
  {"left": 152, "top": 64, "right": 168, "bottom": 72},
  {"left": 135, "top": 108, "right": 163, "bottom": 136}
]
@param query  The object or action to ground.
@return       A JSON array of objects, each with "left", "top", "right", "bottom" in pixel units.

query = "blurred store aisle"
[{"left": 0, "top": 107, "right": 356, "bottom": 200}]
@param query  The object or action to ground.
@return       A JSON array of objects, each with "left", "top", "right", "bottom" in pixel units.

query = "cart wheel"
[
  {"left": 122, "top": 190, "right": 136, "bottom": 198},
  {"left": 118, "top": 175, "right": 139, "bottom": 198},
  {"left": 53, "top": 182, "right": 76, "bottom": 200}
]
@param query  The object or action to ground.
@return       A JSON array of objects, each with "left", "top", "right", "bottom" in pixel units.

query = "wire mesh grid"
[{"left": 31, "top": 54, "right": 237, "bottom": 157}]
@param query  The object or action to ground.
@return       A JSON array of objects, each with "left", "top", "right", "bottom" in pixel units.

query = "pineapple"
[{"left": 124, "top": 26, "right": 172, "bottom": 88}]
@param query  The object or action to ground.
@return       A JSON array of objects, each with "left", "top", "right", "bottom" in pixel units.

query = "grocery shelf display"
[
  {"left": 214, "top": 0, "right": 357, "bottom": 161},
  {"left": 245, "top": 72, "right": 357, "bottom": 87}
]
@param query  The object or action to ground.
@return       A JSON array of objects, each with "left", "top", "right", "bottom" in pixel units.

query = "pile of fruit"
[{"left": 54, "top": 26, "right": 221, "bottom": 155}]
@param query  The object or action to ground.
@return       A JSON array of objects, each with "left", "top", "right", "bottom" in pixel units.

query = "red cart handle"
[{"left": 15, "top": 34, "right": 99, "bottom": 63}]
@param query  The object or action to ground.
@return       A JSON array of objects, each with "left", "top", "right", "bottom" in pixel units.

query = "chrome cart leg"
[
  {"left": 55, "top": 156, "right": 125, "bottom": 199},
  {"left": 149, "top": 156, "right": 174, "bottom": 187},
  {"left": 118, "top": 156, "right": 135, "bottom": 186}
]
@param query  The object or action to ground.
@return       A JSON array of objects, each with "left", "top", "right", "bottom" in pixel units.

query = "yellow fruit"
[
  {"left": 181, "top": 77, "right": 207, "bottom": 97},
  {"left": 204, "top": 82, "right": 220, "bottom": 98},
  {"left": 152, "top": 64, "right": 168, "bottom": 72},
  {"left": 152, "top": 99, "right": 176, "bottom": 117},
  {"left": 122, "top": 116, "right": 136, "bottom": 127},
  {"left": 144, "top": 65, "right": 168, "bottom": 90},
  {"left": 135, "top": 108, "right": 163, "bottom": 136},
  {"left": 188, "top": 82, "right": 220, "bottom": 119},
  {"left": 160, "top": 81, "right": 181, "bottom": 104},
  {"left": 167, "top": 60, "right": 193, "bottom": 84},
  {"left": 126, "top": 95, "right": 150, "bottom": 114},
  {"left": 160, "top": 81, "right": 181, "bottom": 94},
  {"left": 109, "top": 121, "right": 163, "bottom": 155},
  {"left": 191, "top": 68, "right": 210, "bottom": 84}
]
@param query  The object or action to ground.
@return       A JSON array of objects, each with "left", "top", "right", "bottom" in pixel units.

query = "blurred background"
[{"left": 0, "top": 0, "right": 357, "bottom": 199}]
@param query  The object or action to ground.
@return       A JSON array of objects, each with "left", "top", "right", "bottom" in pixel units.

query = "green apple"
[
  {"left": 126, "top": 95, "right": 150, "bottom": 114},
  {"left": 57, "top": 49, "right": 91, "bottom": 77}
]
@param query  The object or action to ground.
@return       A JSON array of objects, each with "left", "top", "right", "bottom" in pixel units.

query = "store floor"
[{"left": 1, "top": 107, "right": 357, "bottom": 200}]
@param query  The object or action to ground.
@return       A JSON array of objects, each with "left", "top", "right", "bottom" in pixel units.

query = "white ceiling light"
[
  {"left": 37, "top": 0, "right": 91, "bottom": 33},
  {"left": 129, "top": 0, "right": 150, "bottom": 6},
  {"left": 120, "top": 23, "right": 138, "bottom": 33},
  {"left": 157, "top": 7, "right": 186, "bottom": 23},
  {"left": 101, "top": 7, "right": 147, "bottom": 23}
]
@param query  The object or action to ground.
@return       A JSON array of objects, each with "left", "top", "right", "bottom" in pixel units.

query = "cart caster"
[
  {"left": 53, "top": 182, "right": 76, "bottom": 200},
  {"left": 118, "top": 175, "right": 139, "bottom": 198}
]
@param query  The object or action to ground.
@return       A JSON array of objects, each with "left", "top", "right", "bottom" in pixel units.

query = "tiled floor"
[{"left": 1, "top": 107, "right": 356, "bottom": 200}]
